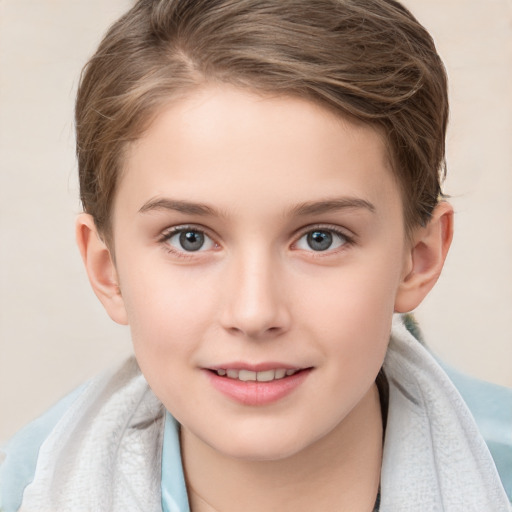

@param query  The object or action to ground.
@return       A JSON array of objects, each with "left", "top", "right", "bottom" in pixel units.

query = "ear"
[
  {"left": 394, "top": 201, "right": 454, "bottom": 313},
  {"left": 75, "top": 213, "right": 128, "bottom": 325}
]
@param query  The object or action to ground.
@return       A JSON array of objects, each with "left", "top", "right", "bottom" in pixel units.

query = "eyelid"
[
  {"left": 293, "top": 223, "right": 354, "bottom": 240},
  {"left": 159, "top": 222, "right": 216, "bottom": 238}
]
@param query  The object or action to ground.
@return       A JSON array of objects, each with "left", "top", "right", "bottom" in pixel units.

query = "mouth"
[
  {"left": 205, "top": 364, "right": 312, "bottom": 405},
  {"left": 209, "top": 367, "right": 303, "bottom": 382},
  {"left": 206, "top": 365, "right": 313, "bottom": 406}
]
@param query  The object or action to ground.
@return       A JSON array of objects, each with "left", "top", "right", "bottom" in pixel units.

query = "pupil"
[
  {"left": 180, "top": 231, "right": 204, "bottom": 251},
  {"left": 307, "top": 231, "right": 332, "bottom": 251}
]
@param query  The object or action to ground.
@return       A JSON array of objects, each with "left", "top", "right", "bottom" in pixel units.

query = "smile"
[
  {"left": 206, "top": 366, "right": 312, "bottom": 405},
  {"left": 213, "top": 368, "right": 300, "bottom": 382}
]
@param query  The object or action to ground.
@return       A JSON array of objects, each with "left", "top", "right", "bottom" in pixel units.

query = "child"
[{"left": 1, "top": 0, "right": 510, "bottom": 510}]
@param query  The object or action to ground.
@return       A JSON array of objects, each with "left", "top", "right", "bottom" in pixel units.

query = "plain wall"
[{"left": 1, "top": 0, "right": 511, "bottom": 444}]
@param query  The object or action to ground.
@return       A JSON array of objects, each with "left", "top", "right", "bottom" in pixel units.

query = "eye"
[
  {"left": 294, "top": 228, "right": 349, "bottom": 252},
  {"left": 163, "top": 227, "right": 216, "bottom": 253}
]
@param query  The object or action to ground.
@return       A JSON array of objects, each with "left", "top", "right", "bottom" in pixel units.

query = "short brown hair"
[{"left": 76, "top": 0, "right": 448, "bottom": 241}]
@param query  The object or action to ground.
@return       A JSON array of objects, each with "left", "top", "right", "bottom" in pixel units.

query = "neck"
[{"left": 181, "top": 384, "right": 383, "bottom": 512}]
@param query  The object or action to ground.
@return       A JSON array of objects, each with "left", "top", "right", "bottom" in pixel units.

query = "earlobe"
[
  {"left": 394, "top": 201, "right": 454, "bottom": 313},
  {"left": 75, "top": 213, "right": 128, "bottom": 325}
]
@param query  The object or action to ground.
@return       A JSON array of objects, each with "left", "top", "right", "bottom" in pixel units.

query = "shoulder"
[
  {"left": 0, "top": 385, "right": 86, "bottom": 512},
  {"left": 385, "top": 317, "right": 512, "bottom": 508},
  {"left": 401, "top": 313, "right": 512, "bottom": 502},
  {"left": 441, "top": 362, "right": 512, "bottom": 502}
]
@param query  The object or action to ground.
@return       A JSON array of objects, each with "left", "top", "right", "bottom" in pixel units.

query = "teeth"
[
  {"left": 215, "top": 368, "right": 300, "bottom": 381},
  {"left": 274, "top": 369, "right": 286, "bottom": 379},
  {"left": 238, "top": 370, "right": 256, "bottom": 381},
  {"left": 256, "top": 370, "right": 275, "bottom": 382}
]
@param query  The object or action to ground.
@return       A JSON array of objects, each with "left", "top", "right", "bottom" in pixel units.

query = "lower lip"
[{"left": 204, "top": 369, "right": 312, "bottom": 406}]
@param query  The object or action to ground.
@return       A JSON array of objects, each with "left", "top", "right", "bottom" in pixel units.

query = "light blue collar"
[{"left": 161, "top": 412, "right": 190, "bottom": 512}]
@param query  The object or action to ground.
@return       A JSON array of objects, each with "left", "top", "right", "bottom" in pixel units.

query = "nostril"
[{"left": 224, "top": 324, "right": 283, "bottom": 338}]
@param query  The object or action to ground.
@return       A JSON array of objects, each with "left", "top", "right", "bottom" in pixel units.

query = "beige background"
[{"left": 0, "top": 0, "right": 511, "bottom": 444}]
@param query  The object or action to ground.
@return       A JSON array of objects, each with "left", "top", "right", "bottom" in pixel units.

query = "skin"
[{"left": 77, "top": 85, "right": 453, "bottom": 511}]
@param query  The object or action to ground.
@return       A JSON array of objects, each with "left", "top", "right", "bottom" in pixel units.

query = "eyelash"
[
  {"left": 292, "top": 224, "right": 355, "bottom": 256},
  {"left": 158, "top": 225, "right": 218, "bottom": 259},
  {"left": 158, "top": 224, "right": 355, "bottom": 258}
]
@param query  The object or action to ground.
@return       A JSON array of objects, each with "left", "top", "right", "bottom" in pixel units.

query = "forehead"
[{"left": 115, "top": 85, "right": 402, "bottom": 224}]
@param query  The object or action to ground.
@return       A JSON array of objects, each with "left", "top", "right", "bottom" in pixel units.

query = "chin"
[{"left": 204, "top": 423, "right": 323, "bottom": 462}]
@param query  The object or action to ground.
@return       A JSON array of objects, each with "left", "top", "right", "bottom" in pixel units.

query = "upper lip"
[{"left": 206, "top": 362, "right": 305, "bottom": 372}]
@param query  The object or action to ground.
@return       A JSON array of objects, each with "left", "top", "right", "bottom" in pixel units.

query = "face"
[{"left": 110, "top": 86, "right": 411, "bottom": 461}]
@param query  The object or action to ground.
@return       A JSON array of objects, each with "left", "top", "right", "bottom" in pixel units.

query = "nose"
[{"left": 220, "top": 251, "right": 291, "bottom": 339}]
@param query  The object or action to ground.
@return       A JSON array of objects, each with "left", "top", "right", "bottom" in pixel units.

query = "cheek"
[
  {"left": 118, "top": 269, "right": 213, "bottom": 412},
  {"left": 301, "top": 257, "right": 401, "bottom": 366},
  {"left": 305, "top": 259, "right": 399, "bottom": 324},
  {"left": 118, "top": 263, "right": 217, "bottom": 358}
]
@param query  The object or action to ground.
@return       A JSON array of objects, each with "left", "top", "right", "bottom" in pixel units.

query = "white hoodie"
[{"left": 14, "top": 317, "right": 512, "bottom": 511}]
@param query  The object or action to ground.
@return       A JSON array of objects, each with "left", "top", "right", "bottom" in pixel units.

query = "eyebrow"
[
  {"left": 138, "top": 198, "right": 218, "bottom": 216},
  {"left": 138, "top": 196, "right": 376, "bottom": 218},
  {"left": 290, "top": 197, "right": 376, "bottom": 216}
]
